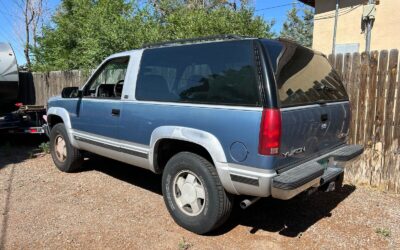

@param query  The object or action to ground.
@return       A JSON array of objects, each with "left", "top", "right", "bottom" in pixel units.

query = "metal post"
[
  {"left": 365, "top": 0, "right": 375, "bottom": 52},
  {"left": 332, "top": 0, "right": 339, "bottom": 55},
  {"left": 366, "top": 21, "right": 372, "bottom": 52}
]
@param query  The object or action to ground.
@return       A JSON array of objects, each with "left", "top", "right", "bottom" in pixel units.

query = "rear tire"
[
  {"left": 162, "top": 152, "right": 233, "bottom": 234},
  {"left": 50, "top": 123, "right": 83, "bottom": 172}
]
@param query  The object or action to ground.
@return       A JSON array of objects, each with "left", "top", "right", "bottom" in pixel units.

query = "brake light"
[
  {"left": 29, "top": 128, "right": 38, "bottom": 133},
  {"left": 15, "top": 102, "right": 23, "bottom": 107},
  {"left": 259, "top": 108, "right": 282, "bottom": 155}
]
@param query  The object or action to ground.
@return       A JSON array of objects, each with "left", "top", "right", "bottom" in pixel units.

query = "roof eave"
[{"left": 299, "top": 0, "right": 315, "bottom": 7}]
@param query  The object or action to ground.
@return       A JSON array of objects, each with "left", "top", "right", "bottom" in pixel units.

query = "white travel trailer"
[
  {"left": 0, "top": 42, "right": 45, "bottom": 134},
  {"left": 0, "top": 42, "right": 19, "bottom": 113}
]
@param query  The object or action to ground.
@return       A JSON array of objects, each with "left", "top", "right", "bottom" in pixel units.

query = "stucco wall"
[{"left": 313, "top": 0, "right": 400, "bottom": 55}]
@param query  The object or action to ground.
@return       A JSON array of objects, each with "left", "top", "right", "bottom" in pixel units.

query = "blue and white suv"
[{"left": 46, "top": 35, "right": 364, "bottom": 234}]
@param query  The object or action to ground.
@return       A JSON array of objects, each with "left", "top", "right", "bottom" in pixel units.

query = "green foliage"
[
  {"left": 178, "top": 237, "right": 192, "bottom": 250},
  {"left": 280, "top": 5, "right": 314, "bottom": 47},
  {"left": 160, "top": 6, "right": 272, "bottom": 40},
  {"left": 32, "top": 0, "right": 274, "bottom": 71},
  {"left": 33, "top": 0, "right": 160, "bottom": 71},
  {"left": 38, "top": 142, "right": 51, "bottom": 154},
  {"left": 375, "top": 228, "right": 391, "bottom": 238}
]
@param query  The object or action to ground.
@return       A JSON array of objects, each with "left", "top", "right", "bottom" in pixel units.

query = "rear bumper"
[
  {"left": 271, "top": 165, "right": 344, "bottom": 200},
  {"left": 0, "top": 107, "right": 47, "bottom": 134},
  {"left": 218, "top": 144, "right": 363, "bottom": 198}
]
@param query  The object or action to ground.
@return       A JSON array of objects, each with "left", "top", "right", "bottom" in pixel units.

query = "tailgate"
[
  {"left": 276, "top": 102, "right": 351, "bottom": 171},
  {"left": 261, "top": 39, "right": 351, "bottom": 171}
]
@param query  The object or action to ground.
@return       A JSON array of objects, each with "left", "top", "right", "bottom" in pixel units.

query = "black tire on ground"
[
  {"left": 162, "top": 152, "right": 234, "bottom": 234},
  {"left": 50, "top": 123, "right": 83, "bottom": 173}
]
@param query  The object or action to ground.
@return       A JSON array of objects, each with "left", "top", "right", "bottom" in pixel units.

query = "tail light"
[
  {"left": 259, "top": 108, "right": 282, "bottom": 155},
  {"left": 15, "top": 102, "right": 23, "bottom": 107},
  {"left": 29, "top": 128, "right": 38, "bottom": 133}
]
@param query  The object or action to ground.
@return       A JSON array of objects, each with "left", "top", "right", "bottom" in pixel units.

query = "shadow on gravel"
[
  {"left": 80, "top": 156, "right": 163, "bottom": 195},
  {"left": 0, "top": 134, "right": 48, "bottom": 169},
  {"left": 213, "top": 184, "right": 356, "bottom": 237},
  {"left": 79, "top": 156, "right": 356, "bottom": 238}
]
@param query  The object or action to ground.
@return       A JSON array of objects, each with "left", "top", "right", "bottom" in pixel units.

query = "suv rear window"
[
  {"left": 262, "top": 40, "right": 348, "bottom": 108},
  {"left": 135, "top": 40, "right": 261, "bottom": 106}
]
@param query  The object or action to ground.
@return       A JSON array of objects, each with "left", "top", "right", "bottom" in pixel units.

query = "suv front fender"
[{"left": 47, "top": 107, "right": 78, "bottom": 147}]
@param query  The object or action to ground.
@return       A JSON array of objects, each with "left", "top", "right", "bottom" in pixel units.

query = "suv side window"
[
  {"left": 83, "top": 57, "right": 129, "bottom": 99},
  {"left": 135, "top": 41, "right": 261, "bottom": 106}
]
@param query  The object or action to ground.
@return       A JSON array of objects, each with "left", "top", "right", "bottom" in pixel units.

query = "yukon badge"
[{"left": 282, "top": 146, "right": 306, "bottom": 158}]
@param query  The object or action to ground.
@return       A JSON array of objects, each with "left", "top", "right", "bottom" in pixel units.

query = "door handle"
[
  {"left": 321, "top": 113, "right": 328, "bottom": 122},
  {"left": 111, "top": 109, "right": 120, "bottom": 116}
]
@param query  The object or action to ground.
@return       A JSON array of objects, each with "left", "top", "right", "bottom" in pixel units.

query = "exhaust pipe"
[
  {"left": 325, "top": 181, "right": 336, "bottom": 192},
  {"left": 306, "top": 187, "right": 319, "bottom": 196},
  {"left": 240, "top": 197, "right": 261, "bottom": 210}
]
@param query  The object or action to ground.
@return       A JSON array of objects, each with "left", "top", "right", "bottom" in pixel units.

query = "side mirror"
[{"left": 61, "top": 87, "right": 81, "bottom": 98}]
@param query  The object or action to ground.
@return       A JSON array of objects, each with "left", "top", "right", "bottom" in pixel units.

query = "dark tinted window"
[
  {"left": 262, "top": 39, "right": 283, "bottom": 72},
  {"left": 262, "top": 41, "right": 348, "bottom": 108},
  {"left": 136, "top": 41, "right": 261, "bottom": 106}
]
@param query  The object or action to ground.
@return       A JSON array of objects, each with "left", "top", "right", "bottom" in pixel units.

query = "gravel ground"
[{"left": 0, "top": 135, "right": 399, "bottom": 249}]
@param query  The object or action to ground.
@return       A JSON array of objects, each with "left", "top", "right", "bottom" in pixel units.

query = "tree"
[
  {"left": 280, "top": 5, "right": 314, "bottom": 47},
  {"left": 33, "top": 0, "right": 160, "bottom": 71},
  {"left": 16, "top": 0, "right": 46, "bottom": 70},
  {"left": 158, "top": 2, "right": 273, "bottom": 41},
  {"left": 32, "top": 0, "right": 274, "bottom": 71}
]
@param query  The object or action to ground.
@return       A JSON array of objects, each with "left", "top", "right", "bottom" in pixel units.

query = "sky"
[{"left": 0, "top": 0, "right": 307, "bottom": 65}]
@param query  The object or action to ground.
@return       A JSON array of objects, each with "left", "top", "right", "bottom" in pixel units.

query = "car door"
[{"left": 73, "top": 57, "right": 129, "bottom": 141}]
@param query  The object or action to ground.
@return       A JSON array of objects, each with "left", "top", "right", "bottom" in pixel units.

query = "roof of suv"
[
  {"left": 141, "top": 35, "right": 256, "bottom": 49},
  {"left": 104, "top": 35, "right": 259, "bottom": 60},
  {"left": 104, "top": 35, "right": 324, "bottom": 66},
  {"left": 140, "top": 35, "right": 316, "bottom": 55}
]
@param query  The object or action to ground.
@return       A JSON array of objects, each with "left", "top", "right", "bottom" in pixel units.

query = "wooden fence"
[
  {"left": 31, "top": 70, "right": 91, "bottom": 105},
  {"left": 22, "top": 49, "right": 400, "bottom": 193},
  {"left": 329, "top": 50, "right": 400, "bottom": 193}
]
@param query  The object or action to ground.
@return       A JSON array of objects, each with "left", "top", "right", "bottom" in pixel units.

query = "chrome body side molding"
[{"left": 71, "top": 129, "right": 151, "bottom": 170}]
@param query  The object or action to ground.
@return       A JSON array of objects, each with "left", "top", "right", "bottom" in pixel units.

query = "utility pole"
[{"left": 332, "top": 0, "right": 339, "bottom": 55}]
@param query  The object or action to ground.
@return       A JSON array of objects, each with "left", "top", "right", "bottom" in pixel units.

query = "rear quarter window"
[
  {"left": 262, "top": 40, "right": 349, "bottom": 108},
  {"left": 135, "top": 40, "right": 262, "bottom": 106}
]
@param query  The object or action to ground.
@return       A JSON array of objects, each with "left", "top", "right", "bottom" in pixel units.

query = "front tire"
[
  {"left": 50, "top": 123, "right": 83, "bottom": 172},
  {"left": 162, "top": 152, "right": 233, "bottom": 234}
]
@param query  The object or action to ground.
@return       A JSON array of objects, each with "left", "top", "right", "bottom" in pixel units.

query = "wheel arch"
[
  {"left": 149, "top": 126, "right": 227, "bottom": 173},
  {"left": 47, "top": 107, "right": 72, "bottom": 129},
  {"left": 47, "top": 114, "right": 64, "bottom": 128},
  {"left": 47, "top": 107, "right": 77, "bottom": 147}
]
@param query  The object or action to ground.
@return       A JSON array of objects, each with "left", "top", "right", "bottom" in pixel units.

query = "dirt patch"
[{"left": 0, "top": 139, "right": 399, "bottom": 249}]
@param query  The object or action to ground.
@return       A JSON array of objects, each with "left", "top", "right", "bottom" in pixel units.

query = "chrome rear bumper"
[{"left": 219, "top": 144, "right": 363, "bottom": 199}]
